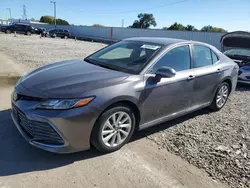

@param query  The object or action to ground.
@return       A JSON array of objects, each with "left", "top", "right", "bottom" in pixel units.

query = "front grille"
[{"left": 13, "top": 106, "right": 64, "bottom": 145}]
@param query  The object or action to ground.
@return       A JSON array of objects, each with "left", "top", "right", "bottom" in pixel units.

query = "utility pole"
[
  {"left": 122, "top": 19, "right": 124, "bottom": 27},
  {"left": 51, "top": 1, "right": 56, "bottom": 28},
  {"left": 6, "top": 8, "right": 11, "bottom": 19},
  {"left": 22, "top": 5, "right": 27, "bottom": 20}
]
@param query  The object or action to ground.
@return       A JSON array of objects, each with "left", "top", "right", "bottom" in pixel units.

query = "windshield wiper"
[
  {"left": 230, "top": 54, "right": 250, "bottom": 59},
  {"left": 84, "top": 58, "right": 98, "bottom": 65},
  {"left": 84, "top": 58, "right": 119, "bottom": 71},
  {"left": 96, "top": 64, "right": 120, "bottom": 71}
]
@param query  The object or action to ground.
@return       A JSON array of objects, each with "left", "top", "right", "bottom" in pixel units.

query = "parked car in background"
[
  {"left": 48, "top": 28, "right": 71, "bottom": 38},
  {"left": 0, "top": 24, "right": 9, "bottom": 32},
  {"left": 221, "top": 31, "right": 250, "bottom": 84},
  {"left": 1, "top": 23, "right": 35, "bottom": 35},
  {"left": 11, "top": 37, "right": 238, "bottom": 154},
  {"left": 34, "top": 27, "right": 47, "bottom": 37}
]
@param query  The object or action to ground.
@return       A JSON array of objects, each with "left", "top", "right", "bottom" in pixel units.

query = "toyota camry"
[{"left": 11, "top": 37, "right": 239, "bottom": 153}]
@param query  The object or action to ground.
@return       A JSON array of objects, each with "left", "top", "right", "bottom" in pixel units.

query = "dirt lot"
[{"left": 0, "top": 34, "right": 249, "bottom": 188}]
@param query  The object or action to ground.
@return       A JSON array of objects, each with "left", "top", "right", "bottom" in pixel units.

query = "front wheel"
[
  {"left": 6, "top": 30, "right": 11, "bottom": 34},
  {"left": 210, "top": 82, "right": 230, "bottom": 111},
  {"left": 91, "top": 105, "right": 135, "bottom": 153}
]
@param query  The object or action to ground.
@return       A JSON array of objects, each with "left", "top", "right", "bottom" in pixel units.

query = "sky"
[{"left": 0, "top": 0, "right": 250, "bottom": 31}]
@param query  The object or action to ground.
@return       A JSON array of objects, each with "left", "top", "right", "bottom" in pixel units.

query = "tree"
[
  {"left": 40, "top": 15, "right": 54, "bottom": 24},
  {"left": 185, "top": 25, "right": 198, "bottom": 31},
  {"left": 162, "top": 27, "right": 168, "bottom": 30},
  {"left": 129, "top": 13, "right": 157, "bottom": 29},
  {"left": 56, "top": 18, "right": 69, "bottom": 25},
  {"left": 92, "top": 24, "right": 104, "bottom": 27},
  {"left": 167, "top": 22, "right": 185, "bottom": 31},
  {"left": 201, "top": 25, "right": 226, "bottom": 32},
  {"left": 40, "top": 15, "right": 70, "bottom": 25}
]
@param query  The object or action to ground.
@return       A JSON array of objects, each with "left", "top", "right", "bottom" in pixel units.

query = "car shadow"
[{"left": 0, "top": 107, "right": 211, "bottom": 177}]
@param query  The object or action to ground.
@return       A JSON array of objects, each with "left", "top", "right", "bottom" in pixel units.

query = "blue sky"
[{"left": 0, "top": 0, "right": 250, "bottom": 31}]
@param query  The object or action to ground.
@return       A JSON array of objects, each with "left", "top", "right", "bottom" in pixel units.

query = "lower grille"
[
  {"left": 246, "top": 76, "right": 250, "bottom": 79},
  {"left": 13, "top": 106, "right": 64, "bottom": 145}
]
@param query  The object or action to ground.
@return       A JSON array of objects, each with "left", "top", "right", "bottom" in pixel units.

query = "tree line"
[
  {"left": 37, "top": 13, "right": 227, "bottom": 33},
  {"left": 39, "top": 15, "right": 70, "bottom": 25},
  {"left": 129, "top": 13, "right": 227, "bottom": 33}
]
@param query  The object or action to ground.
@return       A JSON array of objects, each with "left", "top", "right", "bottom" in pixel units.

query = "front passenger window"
[{"left": 151, "top": 45, "right": 191, "bottom": 73}]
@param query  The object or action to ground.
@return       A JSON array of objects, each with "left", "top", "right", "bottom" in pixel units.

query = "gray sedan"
[{"left": 11, "top": 37, "right": 239, "bottom": 153}]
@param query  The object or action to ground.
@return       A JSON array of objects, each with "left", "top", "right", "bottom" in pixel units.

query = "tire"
[
  {"left": 6, "top": 30, "right": 11, "bottom": 34},
  {"left": 91, "top": 104, "right": 136, "bottom": 153},
  {"left": 209, "top": 82, "right": 230, "bottom": 111},
  {"left": 64, "top": 35, "right": 68, "bottom": 39},
  {"left": 26, "top": 31, "right": 31, "bottom": 36}
]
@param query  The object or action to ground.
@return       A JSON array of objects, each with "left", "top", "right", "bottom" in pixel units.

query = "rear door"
[
  {"left": 57, "top": 29, "right": 63, "bottom": 37},
  {"left": 191, "top": 45, "right": 223, "bottom": 107}
]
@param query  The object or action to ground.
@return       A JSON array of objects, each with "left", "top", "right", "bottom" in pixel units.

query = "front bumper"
[
  {"left": 11, "top": 98, "right": 100, "bottom": 153},
  {"left": 238, "top": 67, "right": 250, "bottom": 84}
]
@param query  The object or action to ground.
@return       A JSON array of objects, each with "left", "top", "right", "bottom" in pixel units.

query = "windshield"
[
  {"left": 224, "top": 48, "right": 250, "bottom": 57},
  {"left": 85, "top": 40, "right": 162, "bottom": 74}
]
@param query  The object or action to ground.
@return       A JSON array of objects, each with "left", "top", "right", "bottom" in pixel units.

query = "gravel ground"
[
  {"left": 0, "top": 33, "right": 106, "bottom": 69},
  {"left": 0, "top": 33, "right": 249, "bottom": 188}
]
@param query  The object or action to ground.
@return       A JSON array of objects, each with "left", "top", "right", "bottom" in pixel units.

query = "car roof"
[
  {"left": 124, "top": 37, "right": 187, "bottom": 45},
  {"left": 124, "top": 37, "right": 217, "bottom": 50}
]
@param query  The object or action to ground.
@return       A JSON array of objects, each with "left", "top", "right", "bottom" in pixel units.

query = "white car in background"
[{"left": 221, "top": 31, "right": 250, "bottom": 84}]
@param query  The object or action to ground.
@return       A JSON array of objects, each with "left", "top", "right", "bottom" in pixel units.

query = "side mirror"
[{"left": 155, "top": 66, "right": 176, "bottom": 80}]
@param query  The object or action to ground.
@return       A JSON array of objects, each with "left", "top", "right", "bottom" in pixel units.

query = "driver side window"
[{"left": 151, "top": 45, "right": 191, "bottom": 73}]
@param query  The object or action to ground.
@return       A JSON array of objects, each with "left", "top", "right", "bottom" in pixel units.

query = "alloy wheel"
[
  {"left": 101, "top": 111, "right": 132, "bottom": 147},
  {"left": 216, "top": 85, "right": 229, "bottom": 108}
]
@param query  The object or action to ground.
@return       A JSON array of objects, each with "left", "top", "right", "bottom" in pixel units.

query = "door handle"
[
  {"left": 187, "top": 75, "right": 196, "bottom": 80},
  {"left": 216, "top": 69, "right": 222, "bottom": 73}
]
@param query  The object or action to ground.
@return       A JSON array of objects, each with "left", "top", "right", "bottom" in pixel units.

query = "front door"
[{"left": 141, "top": 45, "right": 195, "bottom": 125}]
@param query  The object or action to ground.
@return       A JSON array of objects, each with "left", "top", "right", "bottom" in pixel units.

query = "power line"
[{"left": 61, "top": 0, "right": 189, "bottom": 15}]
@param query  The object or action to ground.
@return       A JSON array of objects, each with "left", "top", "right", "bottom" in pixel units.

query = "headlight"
[{"left": 36, "top": 97, "right": 95, "bottom": 110}]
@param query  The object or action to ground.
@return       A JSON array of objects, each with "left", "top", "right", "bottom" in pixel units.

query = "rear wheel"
[
  {"left": 6, "top": 30, "right": 11, "bottom": 34},
  {"left": 210, "top": 82, "right": 230, "bottom": 111},
  {"left": 91, "top": 105, "right": 135, "bottom": 153},
  {"left": 26, "top": 31, "right": 31, "bottom": 36}
]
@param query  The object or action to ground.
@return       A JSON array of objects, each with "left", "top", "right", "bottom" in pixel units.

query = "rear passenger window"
[
  {"left": 192, "top": 45, "right": 213, "bottom": 68},
  {"left": 211, "top": 51, "right": 219, "bottom": 63}
]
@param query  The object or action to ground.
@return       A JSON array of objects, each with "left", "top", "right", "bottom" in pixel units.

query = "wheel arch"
[{"left": 94, "top": 96, "right": 141, "bottom": 130}]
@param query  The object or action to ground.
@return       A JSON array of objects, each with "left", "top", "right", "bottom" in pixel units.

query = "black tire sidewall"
[{"left": 91, "top": 105, "right": 135, "bottom": 153}]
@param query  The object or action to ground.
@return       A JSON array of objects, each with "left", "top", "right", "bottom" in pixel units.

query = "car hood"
[
  {"left": 18, "top": 59, "right": 129, "bottom": 98},
  {"left": 221, "top": 31, "right": 250, "bottom": 52}
]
